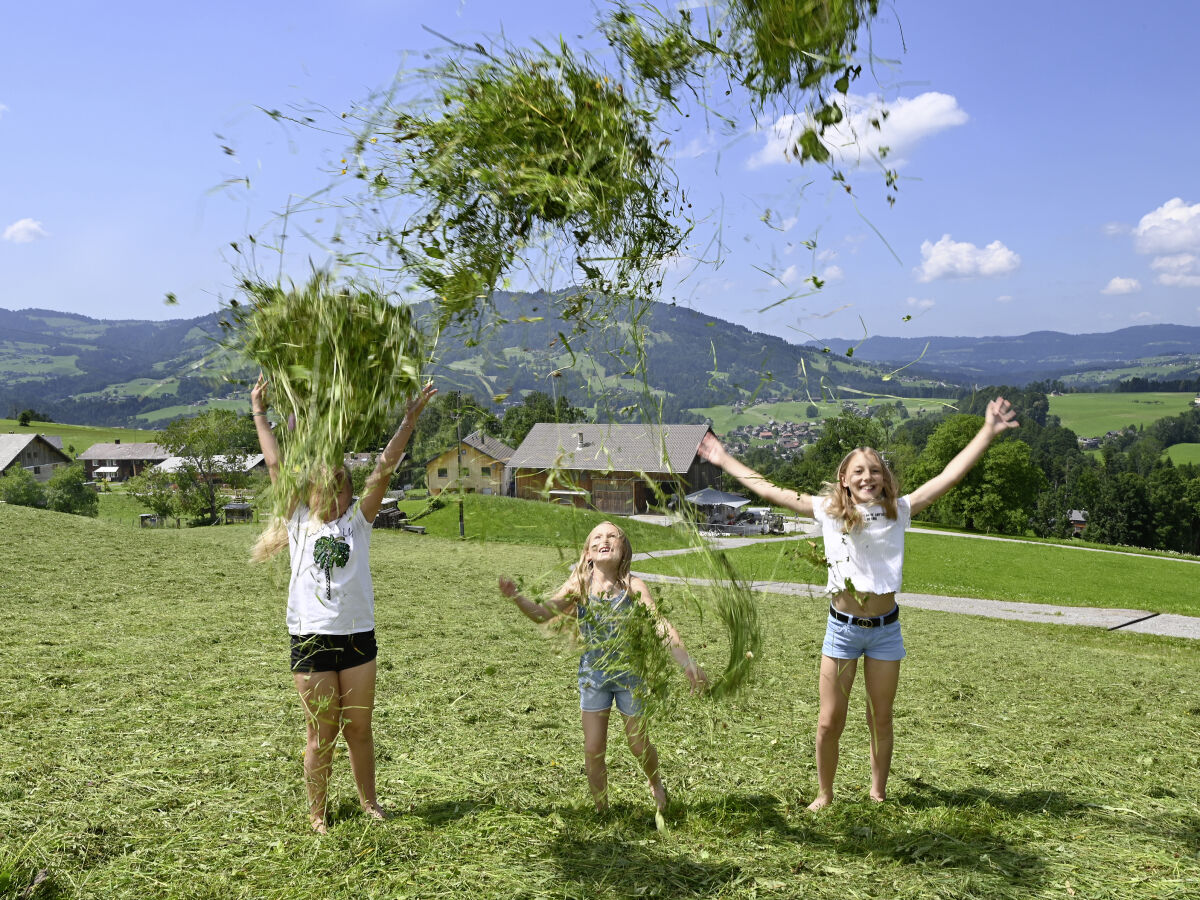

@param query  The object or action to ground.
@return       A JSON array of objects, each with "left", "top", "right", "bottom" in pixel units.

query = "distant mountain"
[{"left": 811, "top": 325, "right": 1200, "bottom": 384}]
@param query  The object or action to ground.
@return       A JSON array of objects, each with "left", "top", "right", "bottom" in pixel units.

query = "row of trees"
[
  {"left": 0, "top": 464, "right": 98, "bottom": 517},
  {"left": 731, "top": 386, "right": 1200, "bottom": 555}
]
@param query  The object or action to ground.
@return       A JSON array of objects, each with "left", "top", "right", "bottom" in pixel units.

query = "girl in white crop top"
[
  {"left": 252, "top": 374, "right": 436, "bottom": 833},
  {"left": 699, "top": 397, "right": 1018, "bottom": 810}
]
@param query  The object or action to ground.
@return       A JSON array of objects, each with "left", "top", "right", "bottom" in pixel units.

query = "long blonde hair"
[
  {"left": 250, "top": 465, "right": 348, "bottom": 563},
  {"left": 818, "top": 446, "right": 900, "bottom": 533},
  {"left": 570, "top": 521, "right": 633, "bottom": 602}
]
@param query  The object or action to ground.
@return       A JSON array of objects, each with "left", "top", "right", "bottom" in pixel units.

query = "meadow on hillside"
[
  {"left": 1, "top": 503, "right": 1196, "bottom": 900},
  {"left": 1047, "top": 392, "right": 1195, "bottom": 437}
]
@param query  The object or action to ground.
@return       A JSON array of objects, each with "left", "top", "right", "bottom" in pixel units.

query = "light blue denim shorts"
[
  {"left": 821, "top": 608, "right": 906, "bottom": 661},
  {"left": 579, "top": 679, "right": 642, "bottom": 717}
]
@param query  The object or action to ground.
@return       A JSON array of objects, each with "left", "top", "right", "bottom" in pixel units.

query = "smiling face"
[{"left": 839, "top": 449, "right": 888, "bottom": 506}]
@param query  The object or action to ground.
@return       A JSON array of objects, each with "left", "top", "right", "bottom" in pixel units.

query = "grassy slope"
[
  {"left": 693, "top": 397, "right": 954, "bottom": 434},
  {"left": 1, "top": 505, "right": 1197, "bottom": 900},
  {"left": 1048, "top": 392, "right": 1195, "bottom": 436},
  {"left": 633, "top": 532, "right": 1200, "bottom": 617},
  {"left": 0, "top": 419, "right": 160, "bottom": 456},
  {"left": 1164, "top": 442, "right": 1200, "bottom": 465}
]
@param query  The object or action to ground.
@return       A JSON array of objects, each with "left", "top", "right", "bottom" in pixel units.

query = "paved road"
[{"left": 629, "top": 529, "right": 1200, "bottom": 641}]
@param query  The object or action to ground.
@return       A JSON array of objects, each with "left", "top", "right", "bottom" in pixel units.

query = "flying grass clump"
[
  {"left": 345, "top": 43, "right": 685, "bottom": 332},
  {"left": 223, "top": 272, "right": 425, "bottom": 553}
]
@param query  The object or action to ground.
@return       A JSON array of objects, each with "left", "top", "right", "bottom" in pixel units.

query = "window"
[
  {"left": 437, "top": 467, "right": 448, "bottom": 478},
  {"left": 480, "top": 465, "right": 491, "bottom": 476},
  {"left": 459, "top": 467, "right": 470, "bottom": 477}
]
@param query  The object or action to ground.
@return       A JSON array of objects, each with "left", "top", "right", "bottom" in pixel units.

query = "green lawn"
[
  {"left": 633, "top": 531, "right": 1200, "bottom": 616},
  {"left": 0, "top": 419, "right": 161, "bottom": 456},
  {"left": 1048, "top": 392, "right": 1195, "bottom": 437},
  {"left": 1164, "top": 442, "right": 1200, "bottom": 466},
  {"left": 692, "top": 396, "right": 954, "bottom": 435},
  {"left": 1, "top": 504, "right": 1197, "bottom": 900}
]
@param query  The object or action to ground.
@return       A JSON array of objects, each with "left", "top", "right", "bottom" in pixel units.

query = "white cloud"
[
  {"left": 777, "top": 264, "right": 800, "bottom": 286},
  {"left": 995, "top": 294, "right": 1013, "bottom": 303},
  {"left": 1102, "top": 222, "right": 1129, "bottom": 237},
  {"left": 822, "top": 265, "right": 844, "bottom": 282},
  {"left": 1133, "top": 198, "right": 1200, "bottom": 256},
  {"left": 748, "top": 91, "right": 968, "bottom": 169},
  {"left": 914, "top": 234, "right": 1020, "bottom": 282},
  {"left": 1101, "top": 276, "right": 1141, "bottom": 295},
  {"left": 906, "top": 296, "right": 935, "bottom": 310},
  {"left": 3, "top": 218, "right": 49, "bottom": 243},
  {"left": 1131, "top": 311, "right": 1156, "bottom": 321},
  {"left": 817, "top": 248, "right": 838, "bottom": 263},
  {"left": 1149, "top": 252, "right": 1200, "bottom": 287},
  {"left": 0, "top": 103, "right": 8, "bottom": 120}
]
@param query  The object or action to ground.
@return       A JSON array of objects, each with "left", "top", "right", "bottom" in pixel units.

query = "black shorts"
[{"left": 289, "top": 630, "right": 378, "bottom": 673}]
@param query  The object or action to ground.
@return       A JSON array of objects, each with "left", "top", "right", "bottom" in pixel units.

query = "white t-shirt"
[
  {"left": 286, "top": 503, "right": 375, "bottom": 635},
  {"left": 812, "top": 495, "right": 912, "bottom": 594}
]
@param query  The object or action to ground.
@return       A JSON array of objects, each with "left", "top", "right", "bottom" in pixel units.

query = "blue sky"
[{"left": 2, "top": 0, "right": 1198, "bottom": 340}]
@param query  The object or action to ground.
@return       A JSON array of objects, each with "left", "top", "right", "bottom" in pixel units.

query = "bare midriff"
[{"left": 831, "top": 590, "right": 897, "bottom": 618}]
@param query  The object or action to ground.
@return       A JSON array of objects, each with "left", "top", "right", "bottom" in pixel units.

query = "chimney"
[{"left": 576, "top": 432, "right": 585, "bottom": 449}]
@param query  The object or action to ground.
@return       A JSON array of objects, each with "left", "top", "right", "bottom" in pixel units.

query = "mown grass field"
[
  {"left": 1, "top": 503, "right": 1197, "bottom": 900},
  {"left": 633, "top": 533, "right": 1200, "bottom": 617},
  {"left": 692, "top": 397, "right": 954, "bottom": 435},
  {"left": 1047, "top": 393, "right": 1195, "bottom": 437},
  {"left": 0, "top": 419, "right": 160, "bottom": 456},
  {"left": 1164, "top": 443, "right": 1200, "bottom": 466}
]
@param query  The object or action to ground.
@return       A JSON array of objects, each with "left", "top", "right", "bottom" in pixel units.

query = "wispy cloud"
[
  {"left": 1132, "top": 199, "right": 1200, "bottom": 287},
  {"left": 748, "top": 92, "right": 968, "bottom": 170},
  {"left": 1101, "top": 276, "right": 1141, "bottom": 295},
  {"left": 914, "top": 234, "right": 1019, "bottom": 282},
  {"left": 906, "top": 296, "right": 935, "bottom": 310},
  {"left": 3, "top": 218, "right": 49, "bottom": 243}
]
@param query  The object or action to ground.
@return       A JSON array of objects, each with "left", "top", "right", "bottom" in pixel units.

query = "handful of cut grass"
[{"left": 224, "top": 272, "right": 425, "bottom": 539}]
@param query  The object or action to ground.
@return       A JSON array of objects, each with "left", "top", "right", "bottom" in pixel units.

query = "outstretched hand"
[
  {"left": 697, "top": 432, "right": 728, "bottom": 465},
  {"left": 251, "top": 373, "right": 268, "bottom": 414},
  {"left": 498, "top": 576, "right": 519, "bottom": 600},
  {"left": 405, "top": 381, "right": 437, "bottom": 423},
  {"left": 685, "top": 661, "right": 709, "bottom": 695},
  {"left": 985, "top": 397, "right": 1020, "bottom": 437}
]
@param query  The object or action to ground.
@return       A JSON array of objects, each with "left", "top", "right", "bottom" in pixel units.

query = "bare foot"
[
  {"left": 806, "top": 795, "right": 832, "bottom": 811},
  {"left": 310, "top": 816, "right": 328, "bottom": 834},
  {"left": 868, "top": 792, "right": 886, "bottom": 803},
  {"left": 649, "top": 779, "right": 668, "bottom": 813},
  {"left": 362, "top": 801, "right": 388, "bottom": 821}
]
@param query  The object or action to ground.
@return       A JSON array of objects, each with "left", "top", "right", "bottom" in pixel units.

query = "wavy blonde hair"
[
  {"left": 250, "top": 465, "right": 348, "bottom": 563},
  {"left": 818, "top": 446, "right": 900, "bottom": 533}
]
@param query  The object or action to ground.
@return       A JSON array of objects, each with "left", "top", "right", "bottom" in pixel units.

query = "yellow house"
[{"left": 426, "top": 430, "right": 515, "bottom": 496}]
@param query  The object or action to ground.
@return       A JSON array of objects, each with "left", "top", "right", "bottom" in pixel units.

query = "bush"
[
  {"left": 0, "top": 467, "right": 46, "bottom": 508},
  {"left": 45, "top": 463, "right": 99, "bottom": 517}
]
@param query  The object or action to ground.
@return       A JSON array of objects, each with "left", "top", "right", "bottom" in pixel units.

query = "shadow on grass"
[{"left": 895, "top": 778, "right": 1090, "bottom": 817}]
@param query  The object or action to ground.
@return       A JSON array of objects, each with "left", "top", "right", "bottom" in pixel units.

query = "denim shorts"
[
  {"left": 290, "top": 630, "right": 378, "bottom": 673},
  {"left": 579, "top": 679, "right": 642, "bottom": 717},
  {"left": 821, "top": 609, "right": 906, "bottom": 661}
]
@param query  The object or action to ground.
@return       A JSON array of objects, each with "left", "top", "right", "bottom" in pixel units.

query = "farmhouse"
[
  {"left": 507, "top": 423, "right": 719, "bottom": 515},
  {"left": 0, "top": 434, "right": 73, "bottom": 482},
  {"left": 426, "top": 430, "right": 515, "bottom": 496},
  {"left": 154, "top": 453, "right": 267, "bottom": 482},
  {"left": 78, "top": 441, "right": 170, "bottom": 482}
]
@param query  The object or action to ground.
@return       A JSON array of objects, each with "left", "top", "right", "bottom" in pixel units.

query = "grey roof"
[
  {"left": 0, "top": 434, "right": 72, "bottom": 471},
  {"left": 509, "top": 424, "right": 712, "bottom": 475},
  {"left": 462, "top": 430, "right": 515, "bottom": 463},
  {"left": 155, "top": 453, "right": 265, "bottom": 474},
  {"left": 78, "top": 442, "right": 169, "bottom": 461}
]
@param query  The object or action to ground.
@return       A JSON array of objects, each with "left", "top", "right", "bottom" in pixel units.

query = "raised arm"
[
  {"left": 499, "top": 576, "right": 577, "bottom": 623},
  {"left": 697, "top": 432, "right": 814, "bottom": 518},
  {"left": 250, "top": 373, "right": 281, "bottom": 484},
  {"left": 359, "top": 382, "right": 437, "bottom": 524},
  {"left": 630, "top": 576, "right": 708, "bottom": 693},
  {"left": 906, "top": 397, "right": 1020, "bottom": 515}
]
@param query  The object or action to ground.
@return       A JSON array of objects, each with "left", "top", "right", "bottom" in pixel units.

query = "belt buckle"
[{"left": 854, "top": 616, "right": 875, "bottom": 628}]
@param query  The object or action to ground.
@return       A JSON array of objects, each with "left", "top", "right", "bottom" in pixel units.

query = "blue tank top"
[{"left": 577, "top": 588, "right": 639, "bottom": 689}]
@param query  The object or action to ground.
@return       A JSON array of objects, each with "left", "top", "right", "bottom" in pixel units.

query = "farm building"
[
  {"left": 0, "top": 434, "right": 73, "bottom": 482},
  {"left": 426, "top": 430, "right": 515, "bottom": 496},
  {"left": 507, "top": 423, "right": 719, "bottom": 515},
  {"left": 154, "top": 454, "right": 267, "bottom": 481},
  {"left": 78, "top": 441, "right": 170, "bottom": 482}
]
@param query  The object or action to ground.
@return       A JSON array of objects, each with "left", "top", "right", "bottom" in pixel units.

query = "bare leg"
[
  {"left": 810, "top": 655, "right": 857, "bottom": 810},
  {"left": 581, "top": 710, "right": 611, "bottom": 811},
  {"left": 623, "top": 714, "right": 666, "bottom": 812},
  {"left": 294, "top": 670, "right": 342, "bottom": 832},
  {"left": 862, "top": 657, "right": 901, "bottom": 802},
  {"left": 338, "top": 659, "right": 383, "bottom": 818}
]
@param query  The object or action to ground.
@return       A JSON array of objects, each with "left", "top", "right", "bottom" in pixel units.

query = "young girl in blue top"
[
  {"left": 698, "top": 397, "right": 1018, "bottom": 809},
  {"left": 252, "top": 374, "right": 436, "bottom": 832},
  {"left": 500, "top": 521, "right": 707, "bottom": 814}
]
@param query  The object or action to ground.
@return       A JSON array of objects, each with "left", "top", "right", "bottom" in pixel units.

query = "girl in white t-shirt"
[
  {"left": 252, "top": 374, "right": 436, "bottom": 833},
  {"left": 698, "top": 397, "right": 1018, "bottom": 809}
]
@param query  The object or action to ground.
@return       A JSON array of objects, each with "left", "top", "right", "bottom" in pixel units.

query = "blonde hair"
[
  {"left": 570, "top": 521, "right": 633, "bottom": 601},
  {"left": 250, "top": 464, "right": 348, "bottom": 563},
  {"left": 818, "top": 446, "right": 900, "bottom": 533}
]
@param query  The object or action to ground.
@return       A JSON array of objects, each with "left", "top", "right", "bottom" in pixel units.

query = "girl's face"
[
  {"left": 586, "top": 522, "right": 627, "bottom": 569},
  {"left": 840, "top": 450, "right": 886, "bottom": 505}
]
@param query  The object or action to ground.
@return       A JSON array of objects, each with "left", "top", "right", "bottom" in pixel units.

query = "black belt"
[{"left": 829, "top": 605, "right": 899, "bottom": 628}]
